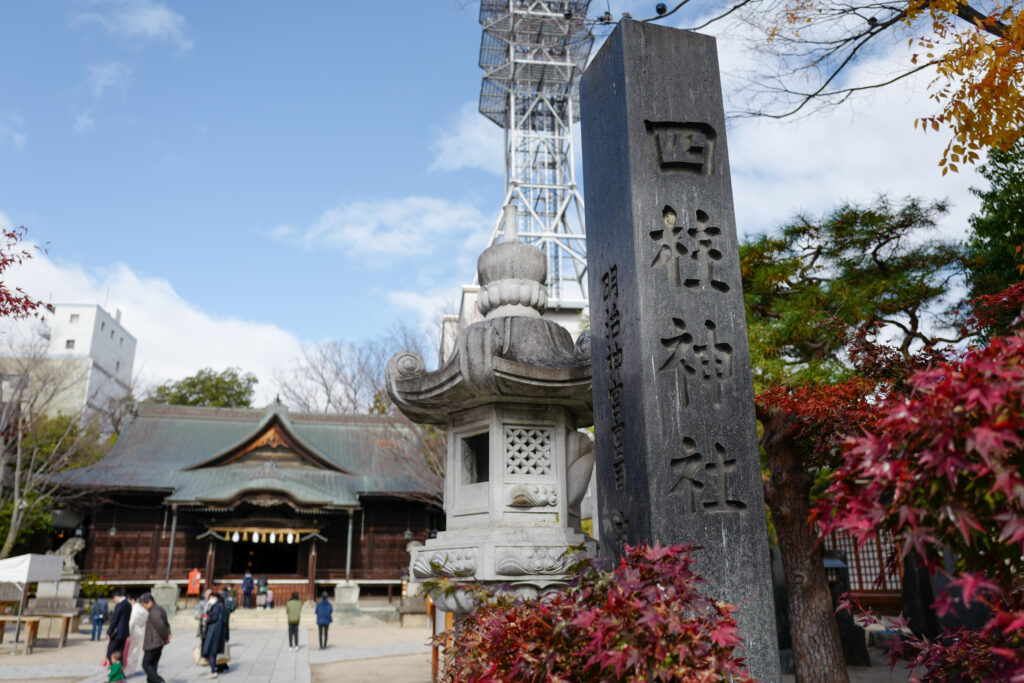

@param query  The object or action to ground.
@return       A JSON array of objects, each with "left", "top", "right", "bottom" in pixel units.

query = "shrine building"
[{"left": 56, "top": 403, "right": 441, "bottom": 600}]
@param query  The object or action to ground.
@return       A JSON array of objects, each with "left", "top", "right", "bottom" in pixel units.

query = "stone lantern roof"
[{"left": 386, "top": 205, "right": 593, "bottom": 426}]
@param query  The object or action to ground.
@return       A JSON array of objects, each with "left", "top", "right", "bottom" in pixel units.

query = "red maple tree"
[{"left": 817, "top": 285, "right": 1024, "bottom": 679}]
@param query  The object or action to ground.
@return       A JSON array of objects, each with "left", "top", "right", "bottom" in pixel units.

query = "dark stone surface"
[{"left": 580, "top": 19, "right": 780, "bottom": 682}]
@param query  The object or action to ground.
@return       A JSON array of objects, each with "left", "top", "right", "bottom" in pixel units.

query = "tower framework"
[{"left": 479, "top": 0, "right": 593, "bottom": 306}]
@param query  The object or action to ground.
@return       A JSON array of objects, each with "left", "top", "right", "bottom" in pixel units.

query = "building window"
[
  {"left": 119, "top": 337, "right": 123, "bottom": 346},
  {"left": 110, "top": 330, "right": 114, "bottom": 339},
  {"left": 69, "top": 314, "right": 79, "bottom": 323},
  {"left": 65, "top": 339, "right": 75, "bottom": 350},
  {"left": 101, "top": 322, "right": 105, "bottom": 331}
]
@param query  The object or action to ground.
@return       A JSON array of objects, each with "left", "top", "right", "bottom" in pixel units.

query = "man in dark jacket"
[
  {"left": 106, "top": 588, "right": 131, "bottom": 661},
  {"left": 201, "top": 593, "right": 228, "bottom": 678},
  {"left": 139, "top": 593, "right": 171, "bottom": 683},
  {"left": 241, "top": 571, "right": 254, "bottom": 608}
]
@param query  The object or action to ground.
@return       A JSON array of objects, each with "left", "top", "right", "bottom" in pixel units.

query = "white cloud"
[
  {"left": 387, "top": 287, "right": 459, "bottom": 333},
  {"left": 275, "top": 196, "right": 489, "bottom": 264},
  {"left": 73, "top": 110, "right": 95, "bottom": 132},
  {"left": 4, "top": 252, "right": 301, "bottom": 405},
  {"left": 87, "top": 62, "right": 134, "bottom": 98},
  {"left": 75, "top": 0, "right": 193, "bottom": 50},
  {"left": 429, "top": 102, "right": 505, "bottom": 175},
  {"left": 0, "top": 114, "right": 26, "bottom": 150}
]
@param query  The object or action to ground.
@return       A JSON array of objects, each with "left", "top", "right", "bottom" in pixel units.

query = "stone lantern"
[{"left": 386, "top": 206, "right": 596, "bottom": 612}]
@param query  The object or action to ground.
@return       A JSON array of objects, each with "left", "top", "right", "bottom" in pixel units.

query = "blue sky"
[{"left": 0, "top": 1, "right": 984, "bottom": 401}]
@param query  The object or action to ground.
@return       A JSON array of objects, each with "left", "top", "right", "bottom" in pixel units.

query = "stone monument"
[
  {"left": 387, "top": 206, "right": 596, "bottom": 612},
  {"left": 32, "top": 537, "right": 86, "bottom": 613},
  {"left": 580, "top": 20, "right": 780, "bottom": 681}
]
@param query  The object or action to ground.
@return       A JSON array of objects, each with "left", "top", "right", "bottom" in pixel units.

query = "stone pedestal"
[
  {"left": 333, "top": 581, "right": 360, "bottom": 609},
  {"left": 30, "top": 574, "right": 82, "bottom": 613},
  {"left": 151, "top": 583, "right": 179, "bottom": 616}
]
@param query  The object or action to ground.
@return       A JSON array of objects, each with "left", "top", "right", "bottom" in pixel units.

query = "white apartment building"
[{"left": 39, "top": 304, "right": 137, "bottom": 417}]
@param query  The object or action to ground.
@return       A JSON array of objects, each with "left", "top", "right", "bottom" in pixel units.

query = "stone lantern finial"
[{"left": 476, "top": 205, "right": 548, "bottom": 319}]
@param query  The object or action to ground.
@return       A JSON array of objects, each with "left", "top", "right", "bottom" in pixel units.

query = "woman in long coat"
[
  {"left": 125, "top": 596, "right": 149, "bottom": 676},
  {"left": 201, "top": 594, "right": 227, "bottom": 678}
]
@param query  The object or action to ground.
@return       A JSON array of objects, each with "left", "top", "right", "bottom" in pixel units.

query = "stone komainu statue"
[{"left": 47, "top": 537, "right": 86, "bottom": 574}]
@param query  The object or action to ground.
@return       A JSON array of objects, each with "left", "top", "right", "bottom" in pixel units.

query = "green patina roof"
[{"left": 58, "top": 403, "right": 435, "bottom": 507}]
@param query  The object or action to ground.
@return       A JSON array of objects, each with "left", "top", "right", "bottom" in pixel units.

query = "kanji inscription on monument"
[{"left": 581, "top": 20, "right": 780, "bottom": 681}]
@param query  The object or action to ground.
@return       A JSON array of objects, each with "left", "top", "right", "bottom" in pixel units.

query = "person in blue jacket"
[
  {"left": 315, "top": 592, "right": 333, "bottom": 650},
  {"left": 89, "top": 596, "right": 109, "bottom": 640}
]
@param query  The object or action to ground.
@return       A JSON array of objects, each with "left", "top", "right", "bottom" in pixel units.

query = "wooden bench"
[
  {"left": 0, "top": 616, "right": 41, "bottom": 653},
  {"left": 35, "top": 613, "right": 79, "bottom": 648}
]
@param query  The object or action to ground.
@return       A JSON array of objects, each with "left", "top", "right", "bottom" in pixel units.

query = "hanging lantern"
[
  {"left": 232, "top": 530, "right": 240, "bottom": 543},
  {"left": 253, "top": 531, "right": 260, "bottom": 543},
  {"left": 242, "top": 531, "right": 248, "bottom": 542},
  {"left": 286, "top": 532, "right": 294, "bottom": 544},
  {"left": 269, "top": 532, "right": 276, "bottom": 544}
]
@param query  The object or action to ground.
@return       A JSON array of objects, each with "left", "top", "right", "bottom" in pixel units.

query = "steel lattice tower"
[{"left": 478, "top": 0, "right": 594, "bottom": 307}]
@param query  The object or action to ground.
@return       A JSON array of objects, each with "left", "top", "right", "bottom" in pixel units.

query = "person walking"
[
  {"left": 315, "top": 592, "right": 333, "bottom": 649},
  {"left": 106, "top": 589, "right": 131, "bottom": 663},
  {"left": 285, "top": 592, "right": 302, "bottom": 651},
  {"left": 125, "top": 594, "right": 149, "bottom": 676},
  {"left": 241, "top": 570, "right": 254, "bottom": 608},
  {"left": 139, "top": 593, "right": 170, "bottom": 683},
  {"left": 195, "top": 588, "right": 213, "bottom": 640},
  {"left": 201, "top": 593, "right": 227, "bottom": 679},
  {"left": 89, "top": 596, "right": 109, "bottom": 641},
  {"left": 265, "top": 586, "right": 274, "bottom": 610},
  {"left": 220, "top": 586, "right": 235, "bottom": 643}
]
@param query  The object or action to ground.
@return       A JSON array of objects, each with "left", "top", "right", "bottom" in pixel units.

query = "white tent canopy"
[
  {"left": 0, "top": 554, "right": 63, "bottom": 584},
  {"left": 0, "top": 554, "right": 64, "bottom": 651}
]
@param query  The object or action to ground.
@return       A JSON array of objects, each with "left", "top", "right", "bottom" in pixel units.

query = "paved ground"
[
  {"left": 0, "top": 610, "right": 433, "bottom": 683},
  {"left": 0, "top": 609, "right": 914, "bottom": 682}
]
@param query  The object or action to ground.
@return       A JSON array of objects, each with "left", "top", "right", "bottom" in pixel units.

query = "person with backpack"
[
  {"left": 90, "top": 596, "right": 109, "bottom": 641},
  {"left": 285, "top": 592, "right": 302, "bottom": 651},
  {"left": 241, "top": 571, "right": 254, "bottom": 609}
]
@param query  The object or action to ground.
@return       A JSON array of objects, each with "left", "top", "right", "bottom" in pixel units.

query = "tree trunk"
[
  {"left": 762, "top": 411, "right": 849, "bottom": 683},
  {"left": 0, "top": 506, "right": 21, "bottom": 559}
]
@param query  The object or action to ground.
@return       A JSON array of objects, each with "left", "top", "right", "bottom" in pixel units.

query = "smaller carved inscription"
[
  {"left": 610, "top": 508, "right": 629, "bottom": 548},
  {"left": 644, "top": 121, "right": 717, "bottom": 175},
  {"left": 601, "top": 265, "right": 627, "bottom": 491}
]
